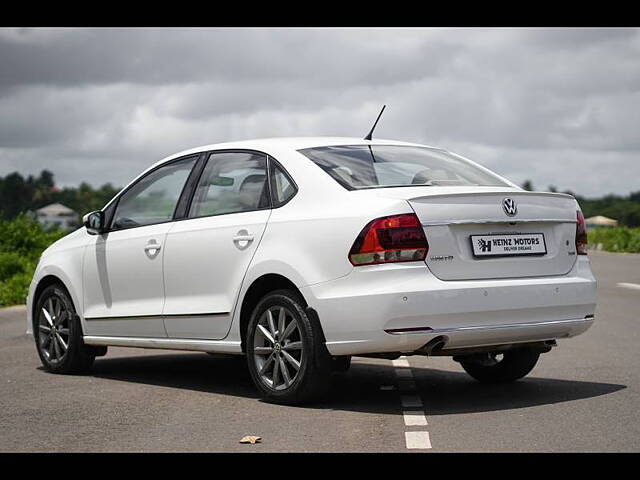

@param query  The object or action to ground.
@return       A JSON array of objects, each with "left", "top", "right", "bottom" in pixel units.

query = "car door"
[
  {"left": 162, "top": 151, "right": 272, "bottom": 339},
  {"left": 82, "top": 155, "right": 199, "bottom": 338}
]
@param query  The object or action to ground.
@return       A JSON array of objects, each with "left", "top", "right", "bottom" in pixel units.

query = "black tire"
[
  {"left": 34, "top": 284, "right": 96, "bottom": 374},
  {"left": 332, "top": 355, "right": 352, "bottom": 373},
  {"left": 459, "top": 348, "right": 540, "bottom": 383},
  {"left": 246, "top": 289, "right": 332, "bottom": 405}
]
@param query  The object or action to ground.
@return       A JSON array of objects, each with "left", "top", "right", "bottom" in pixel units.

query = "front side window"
[
  {"left": 298, "top": 145, "right": 510, "bottom": 190},
  {"left": 189, "top": 152, "right": 269, "bottom": 218},
  {"left": 112, "top": 156, "right": 197, "bottom": 229}
]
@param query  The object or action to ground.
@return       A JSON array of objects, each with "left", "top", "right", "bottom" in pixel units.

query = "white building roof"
[
  {"left": 36, "top": 203, "right": 77, "bottom": 216},
  {"left": 585, "top": 215, "right": 618, "bottom": 226}
]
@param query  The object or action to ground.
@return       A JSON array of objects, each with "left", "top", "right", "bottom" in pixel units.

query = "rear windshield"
[{"left": 298, "top": 145, "right": 510, "bottom": 190}]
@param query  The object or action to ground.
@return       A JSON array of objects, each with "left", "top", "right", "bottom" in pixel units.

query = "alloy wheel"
[
  {"left": 38, "top": 294, "right": 71, "bottom": 365},
  {"left": 253, "top": 306, "right": 304, "bottom": 391}
]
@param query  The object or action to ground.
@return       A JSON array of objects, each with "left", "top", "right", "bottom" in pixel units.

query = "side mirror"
[{"left": 83, "top": 211, "right": 105, "bottom": 235}]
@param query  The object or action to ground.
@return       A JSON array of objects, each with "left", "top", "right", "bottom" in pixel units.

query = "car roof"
[
  {"left": 106, "top": 137, "right": 447, "bottom": 207},
  {"left": 154, "top": 137, "right": 443, "bottom": 167}
]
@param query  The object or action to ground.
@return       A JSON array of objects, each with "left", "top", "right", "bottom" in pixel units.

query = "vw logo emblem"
[{"left": 502, "top": 197, "right": 517, "bottom": 216}]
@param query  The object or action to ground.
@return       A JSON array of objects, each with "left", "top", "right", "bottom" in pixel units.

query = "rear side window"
[
  {"left": 189, "top": 152, "right": 269, "bottom": 218},
  {"left": 270, "top": 161, "right": 296, "bottom": 207},
  {"left": 298, "top": 145, "right": 509, "bottom": 190}
]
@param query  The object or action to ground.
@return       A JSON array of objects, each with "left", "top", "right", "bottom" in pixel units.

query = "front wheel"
[
  {"left": 459, "top": 348, "right": 540, "bottom": 383},
  {"left": 34, "top": 284, "right": 96, "bottom": 374},
  {"left": 246, "top": 290, "right": 331, "bottom": 405}
]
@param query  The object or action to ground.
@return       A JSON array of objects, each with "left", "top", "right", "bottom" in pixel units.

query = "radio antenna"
[{"left": 364, "top": 105, "right": 386, "bottom": 141}]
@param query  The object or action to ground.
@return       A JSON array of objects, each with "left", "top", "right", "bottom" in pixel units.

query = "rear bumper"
[
  {"left": 302, "top": 257, "right": 597, "bottom": 356},
  {"left": 418, "top": 317, "right": 593, "bottom": 352}
]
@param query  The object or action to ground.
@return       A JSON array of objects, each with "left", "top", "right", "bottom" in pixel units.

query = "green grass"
[
  {"left": 588, "top": 226, "right": 640, "bottom": 253},
  {"left": 0, "top": 215, "right": 66, "bottom": 307}
]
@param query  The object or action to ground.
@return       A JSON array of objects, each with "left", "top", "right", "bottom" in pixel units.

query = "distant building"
[
  {"left": 585, "top": 215, "right": 618, "bottom": 229},
  {"left": 35, "top": 203, "right": 78, "bottom": 230}
]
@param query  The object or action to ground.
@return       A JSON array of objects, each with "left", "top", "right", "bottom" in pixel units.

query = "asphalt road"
[{"left": 1, "top": 251, "right": 638, "bottom": 452}]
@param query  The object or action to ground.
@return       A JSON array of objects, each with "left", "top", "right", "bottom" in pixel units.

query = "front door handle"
[{"left": 144, "top": 242, "right": 162, "bottom": 255}]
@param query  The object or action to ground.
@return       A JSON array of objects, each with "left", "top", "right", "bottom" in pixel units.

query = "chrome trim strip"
[
  {"left": 84, "top": 312, "right": 229, "bottom": 321},
  {"left": 434, "top": 317, "right": 593, "bottom": 334},
  {"left": 421, "top": 218, "right": 573, "bottom": 226},
  {"left": 83, "top": 335, "right": 242, "bottom": 353},
  {"left": 389, "top": 318, "right": 593, "bottom": 335}
]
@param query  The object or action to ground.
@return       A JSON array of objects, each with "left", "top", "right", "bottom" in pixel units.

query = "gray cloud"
[{"left": 0, "top": 27, "right": 638, "bottom": 197}]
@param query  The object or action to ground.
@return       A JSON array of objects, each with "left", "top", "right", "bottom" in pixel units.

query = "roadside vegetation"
[
  {"left": 588, "top": 227, "right": 640, "bottom": 253},
  {"left": 0, "top": 215, "right": 66, "bottom": 307}
]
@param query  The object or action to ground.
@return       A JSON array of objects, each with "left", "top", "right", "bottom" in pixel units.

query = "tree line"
[
  {"left": 0, "top": 170, "right": 120, "bottom": 223},
  {"left": 521, "top": 180, "right": 640, "bottom": 228}
]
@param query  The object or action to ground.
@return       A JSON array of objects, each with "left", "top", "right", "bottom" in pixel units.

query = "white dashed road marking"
[
  {"left": 392, "top": 358, "right": 410, "bottom": 368},
  {"left": 618, "top": 282, "right": 640, "bottom": 291},
  {"left": 393, "top": 356, "right": 432, "bottom": 450},
  {"left": 405, "top": 431, "right": 432, "bottom": 449},
  {"left": 403, "top": 411, "right": 428, "bottom": 426}
]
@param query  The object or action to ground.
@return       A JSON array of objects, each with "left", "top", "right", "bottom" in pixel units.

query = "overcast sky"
[{"left": 0, "top": 27, "right": 638, "bottom": 197}]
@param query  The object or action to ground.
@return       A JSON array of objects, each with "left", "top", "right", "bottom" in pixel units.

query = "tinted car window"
[
  {"left": 112, "top": 156, "right": 197, "bottom": 229},
  {"left": 189, "top": 152, "right": 269, "bottom": 218},
  {"left": 298, "top": 145, "right": 510, "bottom": 190}
]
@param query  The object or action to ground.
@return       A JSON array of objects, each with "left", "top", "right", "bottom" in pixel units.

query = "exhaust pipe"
[{"left": 416, "top": 335, "right": 448, "bottom": 356}]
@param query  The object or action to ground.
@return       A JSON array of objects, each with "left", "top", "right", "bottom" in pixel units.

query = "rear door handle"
[
  {"left": 232, "top": 229, "right": 254, "bottom": 250},
  {"left": 232, "top": 234, "right": 254, "bottom": 242}
]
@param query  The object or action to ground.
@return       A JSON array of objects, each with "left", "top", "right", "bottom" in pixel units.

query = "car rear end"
[{"left": 297, "top": 143, "right": 597, "bottom": 357}]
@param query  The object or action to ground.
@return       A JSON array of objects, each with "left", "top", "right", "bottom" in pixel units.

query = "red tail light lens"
[
  {"left": 349, "top": 213, "right": 429, "bottom": 266},
  {"left": 576, "top": 210, "right": 588, "bottom": 255}
]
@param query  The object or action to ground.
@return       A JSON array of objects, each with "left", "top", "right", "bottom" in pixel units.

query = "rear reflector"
[
  {"left": 349, "top": 213, "right": 429, "bottom": 266},
  {"left": 576, "top": 210, "right": 588, "bottom": 255},
  {"left": 384, "top": 326, "right": 434, "bottom": 334}
]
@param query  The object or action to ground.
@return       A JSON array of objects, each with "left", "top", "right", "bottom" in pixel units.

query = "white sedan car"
[{"left": 27, "top": 137, "right": 597, "bottom": 404}]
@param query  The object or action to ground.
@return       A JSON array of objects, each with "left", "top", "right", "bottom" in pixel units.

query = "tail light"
[
  {"left": 349, "top": 213, "right": 428, "bottom": 266},
  {"left": 576, "top": 210, "right": 588, "bottom": 255}
]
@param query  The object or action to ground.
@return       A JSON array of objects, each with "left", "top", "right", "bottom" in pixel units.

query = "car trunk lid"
[{"left": 361, "top": 187, "right": 579, "bottom": 280}]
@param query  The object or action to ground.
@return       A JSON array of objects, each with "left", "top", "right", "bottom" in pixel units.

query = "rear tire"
[
  {"left": 246, "top": 289, "right": 332, "bottom": 405},
  {"left": 459, "top": 348, "right": 540, "bottom": 383},
  {"left": 34, "top": 284, "right": 96, "bottom": 374}
]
